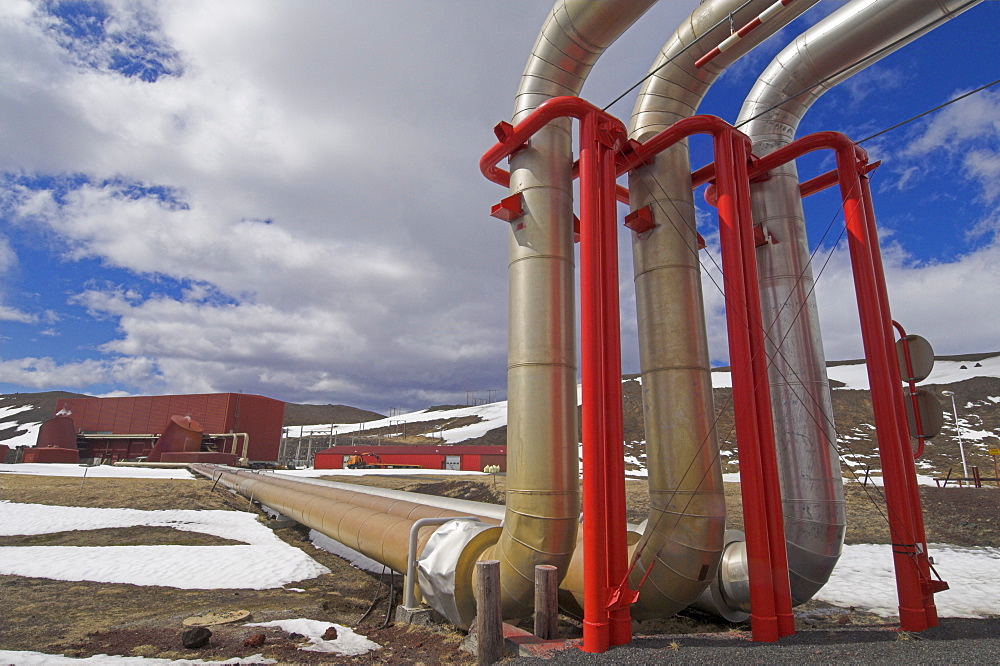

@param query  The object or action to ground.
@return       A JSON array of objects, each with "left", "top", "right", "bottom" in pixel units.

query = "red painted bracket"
[
  {"left": 624, "top": 206, "right": 655, "bottom": 234},
  {"left": 620, "top": 139, "right": 656, "bottom": 173},
  {"left": 491, "top": 193, "right": 524, "bottom": 223},
  {"left": 605, "top": 581, "right": 640, "bottom": 610},
  {"left": 493, "top": 121, "right": 528, "bottom": 158},
  {"left": 924, "top": 579, "right": 950, "bottom": 594},
  {"left": 754, "top": 224, "right": 777, "bottom": 247}
]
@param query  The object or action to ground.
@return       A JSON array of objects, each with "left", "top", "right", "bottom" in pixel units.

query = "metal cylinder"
[
  {"left": 36, "top": 416, "right": 78, "bottom": 449},
  {"left": 497, "top": 0, "right": 656, "bottom": 620},
  {"left": 736, "top": 0, "right": 981, "bottom": 607},
  {"left": 147, "top": 415, "right": 203, "bottom": 462},
  {"left": 624, "top": 0, "right": 818, "bottom": 619}
]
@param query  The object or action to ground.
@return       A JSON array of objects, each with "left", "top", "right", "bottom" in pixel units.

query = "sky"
[{"left": 0, "top": 1, "right": 998, "bottom": 413}]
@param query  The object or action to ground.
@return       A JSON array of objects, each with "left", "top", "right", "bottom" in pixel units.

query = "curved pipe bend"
[
  {"left": 622, "top": 0, "right": 818, "bottom": 620},
  {"left": 732, "top": 0, "right": 981, "bottom": 610}
]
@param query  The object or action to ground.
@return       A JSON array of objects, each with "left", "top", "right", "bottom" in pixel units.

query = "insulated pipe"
[
  {"left": 201, "top": 467, "right": 501, "bottom": 526},
  {"left": 270, "top": 473, "right": 507, "bottom": 522},
  {"left": 498, "top": 0, "right": 657, "bottom": 621},
  {"left": 190, "top": 464, "right": 498, "bottom": 576},
  {"left": 735, "top": 0, "right": 982, "bottom": 607},
  {"left": 623, "top": 0, "right": 818, "bottom": 620},
  {"left": 404, "top": 517, "right": 481, "bottom": 609}
]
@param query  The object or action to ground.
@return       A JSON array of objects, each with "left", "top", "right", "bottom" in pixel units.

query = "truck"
[{"left": 344, "top": 452, "right": 421, "bottom": 470}]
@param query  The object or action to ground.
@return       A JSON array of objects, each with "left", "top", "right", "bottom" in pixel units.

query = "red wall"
[{"left": 56, "top": 393, "right": 284, "bottom": 462}]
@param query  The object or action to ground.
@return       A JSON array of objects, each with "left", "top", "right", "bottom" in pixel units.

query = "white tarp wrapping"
[{"left": 416, "top": 519, "right": 494, "bottom": 625}]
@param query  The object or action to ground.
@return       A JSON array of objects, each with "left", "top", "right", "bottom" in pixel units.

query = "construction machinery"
[{"left": 344, "top": 452, "right": 421, "bottom": 470}]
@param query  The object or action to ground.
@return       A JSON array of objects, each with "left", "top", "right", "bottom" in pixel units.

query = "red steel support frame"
[
  {"left": 484, "top": 100, "right": 794, "bottom": 646},
  {"left": 748, "top": 132, "right": 944, "bottom": 631},
  {"left": 483, "top": 96, "right": 634, "bottom": 653},
  {"left": 482, "top": 98, "right": 942, "bottom": 647}
]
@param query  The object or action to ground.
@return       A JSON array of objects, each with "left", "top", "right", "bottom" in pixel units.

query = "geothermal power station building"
[{"left": 26, "top": 393, "right": 284, "bottom": 465}]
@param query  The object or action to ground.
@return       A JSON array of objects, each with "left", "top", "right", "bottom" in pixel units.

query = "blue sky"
[{"left": 0, "top": 1, "right": 997, "bottom": 412}]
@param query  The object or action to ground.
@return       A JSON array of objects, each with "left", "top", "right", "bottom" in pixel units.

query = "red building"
[
  {"left": 55, "top": 393, "right": 284, "bottom": 463},
  {"left": 314, "top": 444, "right": 506, "bottom": 472}
]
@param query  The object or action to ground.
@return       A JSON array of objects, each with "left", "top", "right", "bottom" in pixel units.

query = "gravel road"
[{"left": 512, "top": 617, "right": 1000, "bottom": 664}]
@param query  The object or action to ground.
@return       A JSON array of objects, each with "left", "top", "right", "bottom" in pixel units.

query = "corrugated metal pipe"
[
  {"left": 620, "top": 0, "right": 818, "bottom": 620},
  {"left": 197, "top": 0, "right": 977, "bottom": 632},
  {"left": 499, "top": 0, "right": 657, "bottom": 622},
  {"left": 720, "top": 0, "right": 982, "bottom": 613}
]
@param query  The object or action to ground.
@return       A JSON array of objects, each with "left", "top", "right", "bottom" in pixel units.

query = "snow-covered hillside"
[{"left": 4, "top": 354, "right": 999, "bottom": 484}]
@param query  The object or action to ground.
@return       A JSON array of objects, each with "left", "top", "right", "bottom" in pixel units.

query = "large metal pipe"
[
  {"left": 270, "top": 472, "right": 507, "bottom": 522},
  {"left": 498, "top": 0, "right": 657, "bottom": 621},
  {"left": 735, "top": 0, "right": 981, "bottom": 608},
  {"left": 623, "top": 0, "right": 818, "bottom": 619},
  {"left": 196, "top": 2, "right": 976, "bottom": 633},
  {"left": 191, "top": 465, "right": 500, "bottom": 575}
]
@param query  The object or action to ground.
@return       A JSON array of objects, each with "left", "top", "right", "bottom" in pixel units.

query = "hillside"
[
  {"left": 281, "top": 403, "right": 384, "bottom": 427},
  {"left": 0, "top": 391, "right": 90, "bottom": 448},
  {"left": 4, "top": 353, "right": 999, "bottom": 484},
  {"left": 286, "top": 352, "right": 1000, "bottom": 484}
]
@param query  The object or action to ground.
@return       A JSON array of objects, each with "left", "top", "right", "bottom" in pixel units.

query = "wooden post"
[
  {"left": 475, "top": 560, "right": 503, "bottom": 665},
  {"left": 534, "top": 564, "right": 558, "bottom": 640}
]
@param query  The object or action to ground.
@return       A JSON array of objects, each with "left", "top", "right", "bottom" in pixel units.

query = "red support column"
[
  {"left": 599, "top": 131, "right": 632, "bottom": 648},
  {"left": 731, "top": 136, "right": 794, "bottom": 638},
  {"left": 579, "top": 111, "right": 611, "bottom": 655},
  {"left": 860, "top": 176, "right": 941, "bottom": 628},
  {"left": 836, "top": 146, "right": 929, "bottom": 632},
  {"left": 579, "top": 111, "right": 631, "bottom": 653},
  {"left": 714, "top": 130, "right": 779, "bottom": 643}
]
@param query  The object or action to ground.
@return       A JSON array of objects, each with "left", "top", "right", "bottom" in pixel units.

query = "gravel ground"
[{"left": 511, "top": 617, "right": 1000, "bottom": 664}]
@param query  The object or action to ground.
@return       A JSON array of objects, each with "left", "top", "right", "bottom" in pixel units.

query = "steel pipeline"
[{"left": 732, "top": 0, "right": 981, "bottom": 611}]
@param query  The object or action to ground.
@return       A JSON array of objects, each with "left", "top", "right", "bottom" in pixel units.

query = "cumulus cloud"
[{"left": 0, "top": 0, "right": 993, "bottom": 413}]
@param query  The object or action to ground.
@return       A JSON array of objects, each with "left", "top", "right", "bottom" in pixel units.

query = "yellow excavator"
[{"left": 343, "top": 452, "right": 421, "bottom": 470}]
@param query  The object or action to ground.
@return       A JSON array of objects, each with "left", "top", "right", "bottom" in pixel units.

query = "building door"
[{"left": 445, "top": 455, "right": 461, "bottom": 471}]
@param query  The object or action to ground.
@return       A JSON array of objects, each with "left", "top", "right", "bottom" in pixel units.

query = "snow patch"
[
  {"left": 819, "top": 543, "right": 1000, "bottom": 618},
  {"left": 0, "top": 502, "right": 329, "bottom": 588},
  {"left": 0, "top": 463, "right": 196, "bottom": 479},
  {"left": 245, "top": 618, "right": 380, "bottom": 656}
]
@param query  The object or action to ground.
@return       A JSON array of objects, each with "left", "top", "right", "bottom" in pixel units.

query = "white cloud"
[
  {"left": 0, "top": 306, "right": 37, "bottom": 324},
  {"left": 0, "top": 1, "right": 993, "bottom": 413},
  {"left": 0, "top": 355, "right": 158, "bottom": 389},
  {"left": 964, "top": 149, "right": 1000, "bottom": 202}
]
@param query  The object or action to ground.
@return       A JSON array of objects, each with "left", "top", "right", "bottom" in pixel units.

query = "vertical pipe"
[
  {"left": 715, "top": 130, "right": 779, "bottom": 643},
  {"left": 732, "top": 136, "right": 794, "bottom": 637},
  {"left": 579, "top": 111, "right": 610, "bottom": 654},
  {"left": 624, "top": 0, "right": 818, "bottom": 619},
  {"left": 836, "top": 147, "right": 928, "bottom": 632},
  {"left": 738, "top": 0, "right": 982, "bottom": 606},
  {"left": 502, "top": 0, "right": 657, "bottom": 622}
]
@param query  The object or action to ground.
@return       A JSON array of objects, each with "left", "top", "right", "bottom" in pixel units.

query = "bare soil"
[{"left": 0, "top": 471, "right": 996, "bottom": 663}]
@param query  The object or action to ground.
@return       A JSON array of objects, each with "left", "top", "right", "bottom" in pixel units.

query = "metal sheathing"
[
  {"left": 193, "top": 465, "right": 500, "bottom": 581},
  {"left": 498, "top": 0, "right": 656, "bottom": 621},
  {"left": 736, "top": 0, "right": 981, "bottom": 607},
  {"left": 624, "top": 0, "right": 818, "bottom": 619}
]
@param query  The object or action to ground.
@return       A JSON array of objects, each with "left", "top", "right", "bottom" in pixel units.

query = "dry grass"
[
  {"left": 2, "top": 469, "right": 996, "bottom": 661},
  {"left": 0, "top": 473, "right": 473, "bottom": 663}
]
